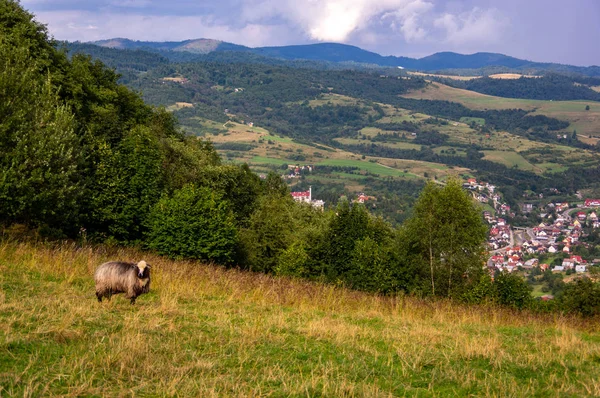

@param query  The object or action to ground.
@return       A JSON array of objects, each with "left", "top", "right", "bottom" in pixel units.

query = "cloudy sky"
[{"left": 21, "top": 0, "right": 600, "bottom": 66}]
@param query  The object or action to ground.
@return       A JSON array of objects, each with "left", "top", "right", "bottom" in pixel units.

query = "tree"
[
  {"left": 88, "top": 126, "right": 163, "bottom": 242},
  {"left": 494, "top": 271, "right": 532, "bottom": 309},
  {"left": 402, "top": 179, "right": 488, "bottom": 297},
  {"left": 586, "top": 105, "right": 590, "bottom": 111},
  {"left": 560, "top": 277, "right": 600, "bottom": 317},
  {"left": 0, "top": 46, "right": 83, "bottom": 232},
  {"left": 145, "top": 185, "right": 238, "bottom": 264},
  {"left": 323, "top": 200, "right": 370, "bottom": 282},
  {"left": 240, "top": 195, "right": 296, "bottom": 273}
]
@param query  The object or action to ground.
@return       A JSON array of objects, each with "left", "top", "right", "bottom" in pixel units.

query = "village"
[
  {"left": 476, "top": 175, "right": 600, "bottom": 278},
  {"left": 286, "top": 171, "right": 600, "bottom": 281}
]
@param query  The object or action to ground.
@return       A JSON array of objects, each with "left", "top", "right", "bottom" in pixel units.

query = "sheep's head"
[{"left": 136, "top": 260, "right": 151, "bottom": 278}]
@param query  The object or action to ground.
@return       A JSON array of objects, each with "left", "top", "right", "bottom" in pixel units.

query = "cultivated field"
[{"left": 1, "top": 241, "right": 599, "bottom": 396}]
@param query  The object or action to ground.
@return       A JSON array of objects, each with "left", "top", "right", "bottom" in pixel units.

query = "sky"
[{"left": 20, "top": 0, "right": 600, "bottom": 66}]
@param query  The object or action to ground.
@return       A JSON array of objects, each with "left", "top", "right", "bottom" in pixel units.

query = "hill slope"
[
  {"left": 1, "top": 240, "right": 599, "bottom": 396},
  {"left": 91, "top": 38, "right": 600, "bottom": 75}
]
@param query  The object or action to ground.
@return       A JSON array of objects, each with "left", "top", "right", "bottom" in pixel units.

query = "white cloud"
[
  {"left": 434, "top": 7, "right": 508, "bottom": 48},
  {"left": 32, "top": 10, "right": 292, "bottom": 47},
  {"left": 241, "top": 0, "right": 436, "bottom": 42},
  {"left": 382, "top": 0, "right": 433, "bottom": 42},
  {"left": 26, "top": 0, "right": 509, "bottom": 56}
]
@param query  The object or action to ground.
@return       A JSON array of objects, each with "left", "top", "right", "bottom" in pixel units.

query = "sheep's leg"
[
  {"left": 126, "top": 288, "right": 137, "bottom": 305},
  {"left": 96, "top": 292, "right": 103, "bottom": 302}
]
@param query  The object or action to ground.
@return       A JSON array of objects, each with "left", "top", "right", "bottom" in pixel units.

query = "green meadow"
[{"left": 1, "top": 241, "right": 600, "bottom": 396}]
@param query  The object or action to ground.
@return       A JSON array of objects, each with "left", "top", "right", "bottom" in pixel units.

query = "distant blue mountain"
[{"left": 90, "top": 38, "right": 600, "bottom": 75}]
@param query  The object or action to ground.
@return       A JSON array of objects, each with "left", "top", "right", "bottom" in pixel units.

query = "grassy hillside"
[
  {"left": 1, "top": 240, "right": 600, "bottom": 396},
  {"left": 403, "top": 82, "right": 600, "bottom": 136}
]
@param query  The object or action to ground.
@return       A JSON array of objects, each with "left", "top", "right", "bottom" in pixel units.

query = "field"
[
  {"left": 1, "top": 240, "right": 600, "bottom": 396},
  {"left": 406, "top": 72, "right": 539, "bottom": 81},
  {"left": 482, "top": 150, "right": 538, "bottom": 172},
  {"left": 403, "top": 83, "right": 600, "bottom": 136}
]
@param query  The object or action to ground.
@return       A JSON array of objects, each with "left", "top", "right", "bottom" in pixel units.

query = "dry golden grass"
[
  {"left": 162, "top": 77, "right": 187, "bottom": 83},
  {"left": 1, "top": 240, "right": 599, "bottom": 396},
  {"left": 488, "top": 74, "right": 540, "bottom": 79},
  {"left": 407, "top": 72, "right": 480, "bottom": 81}
]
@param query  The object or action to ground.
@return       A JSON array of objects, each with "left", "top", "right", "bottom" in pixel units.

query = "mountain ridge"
[{"left": 90, "top": 38, "right": 600, "bottom": 75}]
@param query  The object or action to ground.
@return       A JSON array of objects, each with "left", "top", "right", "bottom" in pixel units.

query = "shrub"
[
  {"left": 494, "top": 271, "right": 532, "bottom": 310},
  {"left": 461, "top": 274, "right": 497, "bottom": 304},
  {"left": 560, "top": 277, "right": 600, "bottom": 317},
  {"left": 145, "top": 185, "right": 238, "bottom": 264}
]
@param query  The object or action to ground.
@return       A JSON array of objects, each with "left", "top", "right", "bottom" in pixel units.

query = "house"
[
  {"left": 491, "top": 255, "right": 504, "bottom": 265},
  {"left": 311, "top": 200, "right": 325, "bottom": 210},
  {"left": 577, "top": 212, "right": 587, "bottom": 221},
  {"left": 589, "top": 211, "right": 598, "bottom": 221},
  {"left": 524, "top": 259, "right": 539, "bottom": 269},
  {"left": 548, "top": 246, "right": 558, "bottom": 253},
  {"left": 553, "top": 265, "right": 565, "bottom": 272},
  {"left": 291, "top": 189, "right": 311, "bottom": 203},
  {"left": 563, "top": 245, "right": 571, "bottom": 253},
  {"left": 561, "top": 259, "right": 575, "bottom": 269},
  {"left": 570, "top": 255, "right": 583, "bottom": 264},
  {"left": 576, "top": 265, "right": 587, "bottom": 273},
  {"left": 356, "top": 193, "right": 376, "bottom": 204},
  {"left": 540, "top": 263, "right": 550, "bottom": 271},
  {"left": 585, "top": 199, "right": 600, "bottom": 207},
  {"left": 468, "top": 178, "right": 477, "bottom": 186},
  {"left": 523, "top": 203, "right": 534, "bottom": 213}
]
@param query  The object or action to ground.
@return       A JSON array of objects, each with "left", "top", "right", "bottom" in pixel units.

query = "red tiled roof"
[{"left": 291, "top": 191, "right": 310, "bottom": 197}]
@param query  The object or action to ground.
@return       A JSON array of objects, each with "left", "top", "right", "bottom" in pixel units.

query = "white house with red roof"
[
  {"left": 585, "top": 199, "right": 600, "bottom": 207},
  {"left": 291, "top": 187, "right": 312, "bottom": 203},
  {"left": 291, "top": 187, "right": 325, "bottom": 209}
]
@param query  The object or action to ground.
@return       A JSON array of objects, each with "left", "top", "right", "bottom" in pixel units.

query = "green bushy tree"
[
  {"left": 402, "top": 179, "right": 488, "bottom": 297},
  {"left": 89, "top": 126, "right": 163, "bottom": 242},
  {"left": 461, "top": 274, "right": 497, "bottom": 304},
  {"left": 346, "top": 237, "right": 396, "bottom": 293},
  {"left": 145, "top": 184, "right": 238, "bottom": 264},
  {"left": 559, "top": 277, "right": 600, "bottom": 317},
  {"left": 196, "top": 164, "right": 263, "bottom": 226},
  {"left": 0, "top": 45, "right": 82, "bottom": 232},
  {"left": 494, "top": 271, "right": 532, "bottom": 309}
]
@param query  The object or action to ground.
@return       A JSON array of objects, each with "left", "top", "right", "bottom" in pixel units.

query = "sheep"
[{"left": 94, "top": 260, "right": 151, "bottom": 304}]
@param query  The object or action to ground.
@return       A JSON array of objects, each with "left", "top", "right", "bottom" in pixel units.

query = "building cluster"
[
  {"left": 283, "top": 164, "right": 313, "bottom": 179},
  {"left": 463, "top": 179, "right": 502, "bottom": 210},
  {"left": 485, "top": 194, "right": 600, "bottom": 274}
]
